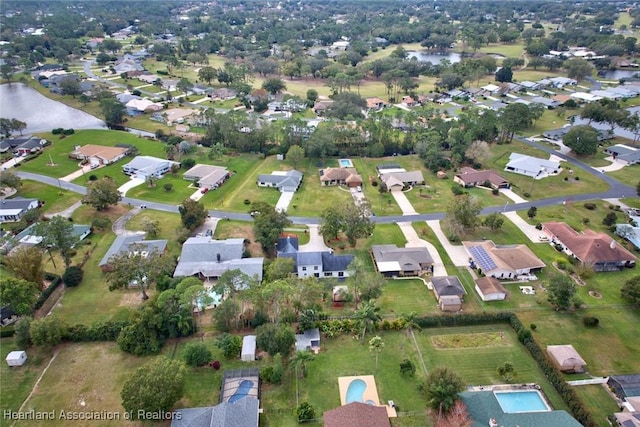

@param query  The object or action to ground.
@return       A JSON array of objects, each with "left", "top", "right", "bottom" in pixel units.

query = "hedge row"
[
  {"left": 65, "top": 320, "right": 128, "bottom": 342},
  {"left": 34, "top": 275, "right": 62, "bottom": 310}
]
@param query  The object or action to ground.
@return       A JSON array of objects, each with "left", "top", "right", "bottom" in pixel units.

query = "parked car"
[{"left": 200, "top": 187, "right": 209, "bottom": 194}]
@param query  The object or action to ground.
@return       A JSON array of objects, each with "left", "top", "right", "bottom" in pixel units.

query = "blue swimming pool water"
[
  {"left": 345, "top": 379, "right": 367, "bottom": 403},
  {"left": 339, "top": 159, "right": 353, "bottom": 167},
  {"left": 228, "top": 380, "right": 254, "bottom": 403},
  {"left": 494, "top": 391, "right": 550, "bottom": 413}
]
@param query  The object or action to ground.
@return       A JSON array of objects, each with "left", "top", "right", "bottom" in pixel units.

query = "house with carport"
[
  {"left": 430, "top": 276, "right": 466, "bottom": 312},
  {"left": 604, "top": 144, "right": 640, "bottom": 165},
  {"left": 463, "top": 240, "right": 545, "bottom": 280},
  {"left": 183, "top": 164, "right": 230, "bottom": 190},
  {"left": 454, "top": 167, "right": 509, "bottom": 189},
  {"left": 370, "top": 244, "right": 433, "bottom": 277},
  {"left": 122, "top": 156, "right": 180, "bottom": 179},
  {"left": 547, "top": 345, "right": 587, "bottom": 373},
  {"left": 543, "top": 222, "right": 636, "bottom": 271}
]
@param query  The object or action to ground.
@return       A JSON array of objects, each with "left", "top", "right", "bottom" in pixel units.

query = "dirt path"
[{"left": 409, "top": 329, "right": 429, "bottom": 375}]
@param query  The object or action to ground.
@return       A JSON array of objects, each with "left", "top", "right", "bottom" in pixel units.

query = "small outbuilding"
[
  {"left": 241, "top": 335, "right": 256, "bottom": 362},
  {"left": 438, "top": 295, "right": 462, "bottom": 312},
  {"left": 547, "top": 345, "right": 587, "bottom": 373},
  {"left": 295, "top": 328, "right": 321, "bottom": 352},
  {"left": 475, "top": 277, "right": 508, "bottom": 301},
  {"left": 6, "top": 350, "right": 27, "bottom": 367}
]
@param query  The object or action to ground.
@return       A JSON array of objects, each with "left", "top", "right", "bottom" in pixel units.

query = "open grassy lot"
[
  {"left": 0, "top": 339, "right": 53, "bottom": 415},
  {"left": 214, "top": 219, "right": 264, "bottom": 258},
  {"left": 15, "top": 180, "right": 82, "bottom": 214},
  {"left": 378, "top": 278, "right": 438, "bottom": 315},
  {"left": 21, "top": 130, "right": 165, "bottom": 179},
  {"left": 608, "top": 164, "right": 640, "bottom": 188},
  {"left": 478, "top": 43, "right": 525, "bottom": 58},
  {"left": 125, "top": 173, "right": 198, "bottom": 204},
  {"left": 125, "top": 209, "right": 185, "bottom": 258},
  {"left": 516, "top": 308, "right": 640, "bottom": 375},
  {"left": 486, "top": 140, "right": 609, "bottom": 200},
  {"left": 573, "top": 384, "right": 619, "bottom": 427},
  {"left": 414, "top": 324, "right": 567, "bottom": 410},
  {"left": 11, "top": 342, "right": 154, "bottom": 427}
]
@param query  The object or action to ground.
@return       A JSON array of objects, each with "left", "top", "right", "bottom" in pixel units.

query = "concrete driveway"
[
  {"left": 298, "top": 224, "right": 331, "bottom": 252},
  {"left": 276, "top": 191, "right": 295, "bottom": 213},
  {"left": 397, "top": 222, "right": 448, "bottom": 276},
  {"left": 391, "top": 190, "right": 418, "bottom": 215},
  {"left": 599, "top": 157, "right": 627, "bottom": 172},
  {"left": 425, "top": 220, "right": 470, "bottom": 267},
  {"left": 60, "top": 164, "right": 95, "bottom": 182},
  {"left": 502, "top": 211, "right": 550, "bottom": 243},
  {"left": 118, "top": 177, "right": 145, "bottom": 196}
]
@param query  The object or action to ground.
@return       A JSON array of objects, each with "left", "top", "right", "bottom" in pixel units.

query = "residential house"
[
  {"left": 504, "top": 153, "right": 561, "bottom": 179},
  {"left": 276, "top": 236, "right": 353, "bottom": 278},
  {"left": 544, "top": 126, "right": 612, "bottom": 142},
  {"left": 171, "top": 397, "right": 260, "bottom": 427},
  {"left": 366, "top": 97, "right": 388, "bottom": 111},
  {"left": 0, "top": 137, "right": 47, "bottom": 156},
  {"left": 474, "top": 277, "right": 508, "bottom": 301},
  {"left": 173, "top": 237, "right": 264, "bottom": 282},
  {"left": 125, "top": 98, "right": 162, "bottom": 113},
  {"left": 570, "top": 92, "right": 603, "bottom": 103},
  {"left": 319, "top": 167, "right": 362, "bottom": 187},
  {"left": 401, "top": 95, "right": 418, "bottom": 107},
  {"left": 324, "top": 402, "right": 391, "bottom": 427},
  {"left": 371, "top": 244, "right": 433, "bottom": 277},
  {"left": 543, "top": 222, "right": 636, "bottom": 271},
  {"left": 616, "top": 223, "right": 640, "bottom": 250},
  {"left": 99, "top": 234, "right": 168, "bottom": 272},
  {"left": 463, "top": 240, "right": 546, "bottom": 279},
  {"left": 547, "top": 345, "right": 587, "bottom": 373},
  {"left": 122, "top": 156, "right": 180, "bottom": 178},
  {"left": 69, "top": 144, "right": 129, "bottom": 165},
  {"left": 257, "top": 170, "right": 303, "bottom": 192},
  {"left": 295, "top": 328, "right": 320, "bottom": 352},
  {"left": 604, "top": 144, "right": 640, "bottom": 165},
  {"left": 376, "top": 164, "right": 425, "bottom": 191},
  {"left": 312, "top": 101, "right": 333, "bottom": 115},
  {"left": 454, "top": 167, "right": 509, "bottom": 189},
  {"left": 520, "top": 81, "right": 541, "bottom": 91},
  {"left": 431, "top": 276, "right": 466, "bottom": 312},
  {"left": 183, "top": 164, "right": 230, "bottom": 190},
  {"left": 547, "top": 76, "right": 577, "bottom": 88},
  {"left": 481, "top": 83, "right": 501, "bottom": 94},
  {"left": 14, "top": 223, "right": 91, "bottom": 248},
  {"left": 0, "top": 198, "right": 39, "bottom": 223},
  {"left": 530, "top": 96, "right": 560, "bottom": 109},
  {"left": 114, "top": 54, "right": 144, "bottom": 74}
]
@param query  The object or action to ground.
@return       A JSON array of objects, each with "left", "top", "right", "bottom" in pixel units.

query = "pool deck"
[
  {"left": 338, "top": 375, "right": 397, "bottom": 418},
  {"left": 220, "top": 376, "right": 260, "bottom": 403}
]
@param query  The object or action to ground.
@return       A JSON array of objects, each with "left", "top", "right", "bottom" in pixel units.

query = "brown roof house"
[
  {"left": 463, "top": 240, "right": 546, "bottom": 280},
  {"left": 547, "top": 345, "right": 587, "bottom": 373},
  {"left": 324, "top": 402, "right": 390, "bottom": 427},
  {"left": 70, "top": 144, "right": 129, "bottom": 165},
  {"left": 371, "top": 245, "right": 433, "bottom": 277},
  {"left": 474, "top": 276, "right": 508, "bottom": 301},
  {"left": 431, "top": 276, "right": 466, "bottom": 312},
  {"left": 454, "top": 167, "right": 510, "bottom": 189},
  {"left": 319, "top": 167, "right": 362, "bottom": 187},
  {"left": 543, "top": 222, "right": 637, "bottom": 272}
]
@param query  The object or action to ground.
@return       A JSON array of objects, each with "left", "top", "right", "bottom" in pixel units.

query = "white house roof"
[
  {"left": 505, "top": 153, "right": 561, "bottom": 175},
  {"left": 123, "top": 156, "right": 179, "bottom": 173},
  {"left": 570, "top": 92, "right": 602, "bottom": 102}
]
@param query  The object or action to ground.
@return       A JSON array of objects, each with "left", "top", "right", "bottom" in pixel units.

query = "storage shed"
[
  {"left": 241, "top": 335, "right": 256, "bottom": 362},
  {"left": 547, "top": 345, "right": 587, "bottom": 373},
  {"left": 6, "top": 350, "right": 27, "bottom": 367}
]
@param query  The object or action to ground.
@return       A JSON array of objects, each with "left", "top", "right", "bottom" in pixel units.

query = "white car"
[{"left": 356, "top": 186, "right": 362, "bottom": 192}]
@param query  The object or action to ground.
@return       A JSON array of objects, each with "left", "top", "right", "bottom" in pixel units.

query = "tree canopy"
[
  {"left": 252, "top": 201, "right": 291, "bottom": 257},
  {"left": 36, "top": 216, "right": 76, "bottom": 268},
  {"left": 178, "top": 198, "right": 208, "bottom": 231},
  {"left": 0, "top": 277, "right": 40, "bottom": 315},
  {"left": 82, "top": 177, "right": 121, "bottom": 211},
  {"left": 422, "top": 367, "right": 465, "bottom": 416}
]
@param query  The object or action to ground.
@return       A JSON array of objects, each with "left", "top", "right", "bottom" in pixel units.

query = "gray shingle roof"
[
  {"left": 171, "top": 397, "right": 259, "bottom": 427},
  {"left": 321, "top": 252, "right": 354, "bottom": 272},
  {"left": 431, "top": 276, "right": 466, "bottom": 297}
]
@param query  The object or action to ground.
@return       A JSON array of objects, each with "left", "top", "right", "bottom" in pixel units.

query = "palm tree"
[
  {"left": 401, "top": 312, "right": 422, "bottom": 336},
  {"left": 290, "top": 351, "right": 315, "bottom": 379},
  {"left": 368, "top": 336, "right": 384, "bottom": 370},
  {"left": 354, "top": 301, "right": 382, "bottom": 343}
]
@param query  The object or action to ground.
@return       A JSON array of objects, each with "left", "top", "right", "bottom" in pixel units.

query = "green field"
[{"left": 15, "top": 180, "right": 82, "bottom": 214}]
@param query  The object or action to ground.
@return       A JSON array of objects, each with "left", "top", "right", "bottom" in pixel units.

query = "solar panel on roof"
[{"left": 468, "top": 246, "right": 497, "bottom": 272}]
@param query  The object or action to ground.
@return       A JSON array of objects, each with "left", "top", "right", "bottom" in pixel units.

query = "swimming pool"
[
  {"left": 228, "top": 380, "right": 255, "bottom": 403},
  {"left": 339, "top": 159, "right": 354, "bottom": 168},
  {"left": 345, "top": 379, "right": 375, "bottom": 405},
  {"left": 494, "top": 390, "right": 551, "bottom": 413},
  {"left": 197, "top": 289, "right": 223, "bottom": 311}
]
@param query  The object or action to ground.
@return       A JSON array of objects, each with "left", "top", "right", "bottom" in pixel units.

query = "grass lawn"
[
  {"left": 125, "top": 209, "right": 185, "bottom": 258},
  {"left": 516, "top": 308, "right": 640, "bottom": 375},
  {"left": 572, "top": 384, "right": 619, "bottom": 427},
  {"left": 11, "top": 342, "right": 154, "bottom": 427},
  {"left": 608, "top": 164, "right": 640, "bottom": 188},
  {"left": 0, "top": 340, "right": 54, "bottom": 414},
  {"left": 378, "top": 278, "right": 438, "bottom": 315},
  {"left": 15, "top": 180, "right": 82, "bottom": 214},
  {"left": 21, "top": 130, "right": 166, "bottom": 179},
  {"left": 413, "top": 324, "right": 567, "bottom": 411},
  {"left": 125, "top": 173, "right": 197, "bottom": 205},
  {"left": 478, "top": 43, "right": 525, "bottom": 58},
  {"left": 214, "top": 219, "right": 265, "bottom": 258}
]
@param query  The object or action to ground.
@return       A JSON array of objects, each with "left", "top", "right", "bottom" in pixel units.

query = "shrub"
[
  {"left": 182, "top": 158, "right": 196, "bottom": 169},
  {"left": 582, "top": 218, "right": 590, "bottom": 225},
  {"left": 564, "top": 177, "right": 569, "bottom": 181},
  {"left": 91, "top": 217, "right": 112, "bottom": 231},
  {"left": 51, "top": 128, "right": 63, "bottom": 134},
  {"left": 371, "top": 181, "right": 378, "bottom": 187},
  {"left": 88, "top": 174, "right": 98, "bottom": 181},
  {"left": 34, "top": 275, "right": 62, "bottom": 309},
  {"left": 451, "top": 185, "right": 465, "bottom": 196},
  {"left": 62, "top": 128, "right": 75, "bottom": 135},
  {"left": 296, "top": 402, "right": 316, "bottom": 423},
  {"left": 244, "top": 199, "right": 251, "bottom": 205},
  {"left": 183, "top": 343, "right": 213, "bottom": 367},
  {"left": 62, "top": 266, "right": 83, "bottom": 287},
  {"left": 575, "top": 176, "right": 579, "bottom": 181},
  {"left": 583, "top": 316, "right": 599, "bottom": 327},
  {"left": 583, "top": 202, "right": 597, "bottom": 210},
  {"left": 492, "top": 188, "right": 499, "bottom": 195},
  {"left": 215, "top": 333, "right": 242, "bottom": 359},
  {"left": 212, "top": 360, "right": 221, "bottom": 370},
  {"left": 530, "top": 323, "right": 537, "bottom": 331},
  {"left": 400, "top": 359, "right": 416, "bottom": 376},
  {"left": 535, "top": 223, "right": 543, "bottom": 230},
  {"left": 14, "top": 317, "right": 32, "bottom": 347},
  {"left": 30, "top": 315, "right": 67, "bottom": 347},
  {"left": 523, "top": 192, "right": 531, "bottom": 198}
]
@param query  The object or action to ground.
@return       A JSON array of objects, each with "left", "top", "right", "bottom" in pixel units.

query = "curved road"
[{"left": 16, "top": 134, "right": 637, "bottom": 224}]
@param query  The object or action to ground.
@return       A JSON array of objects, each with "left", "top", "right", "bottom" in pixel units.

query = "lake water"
[
  {"left": 598, "top": 69, "right": 640, "bottom": 80},
  {"left": 406, "top": 51, "right": 462, "bottom": 64},
  {"left": 0, "top": 83, "right": 106, "bottom": 134}
]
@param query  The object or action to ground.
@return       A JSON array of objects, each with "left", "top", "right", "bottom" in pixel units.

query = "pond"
[
  {"left": 598, "top": 69, "right": 640, "bottom": 80},
  {"left": 406, "top": 51, "right": 462, "bottom": 64},
  {"left": 0, "top": 83, "right": 106, "bottom": 134}
]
